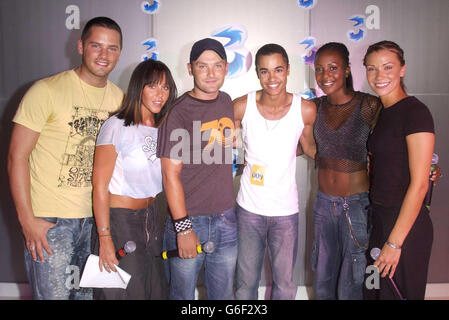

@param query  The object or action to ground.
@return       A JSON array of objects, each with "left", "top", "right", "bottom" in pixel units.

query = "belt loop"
[{"left": 343, "top": 197, "right": 349, "bottom": 211}]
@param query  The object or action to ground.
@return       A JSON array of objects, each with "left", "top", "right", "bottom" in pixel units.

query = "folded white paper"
[{"left": 79, "top": 254, "right": 131, "bottom": 289}]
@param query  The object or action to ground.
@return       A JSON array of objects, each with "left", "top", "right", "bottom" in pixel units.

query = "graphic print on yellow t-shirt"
[{"left": 57, "top": 105, "right": 111, "bottom": 188}]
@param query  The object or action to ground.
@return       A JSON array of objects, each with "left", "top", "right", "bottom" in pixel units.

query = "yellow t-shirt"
[{"left": 13, "top": 69, "right": 124, "bottom": 218}]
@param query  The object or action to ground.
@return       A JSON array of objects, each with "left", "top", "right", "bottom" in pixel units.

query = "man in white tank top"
[{"left": 233, "top": 44, "right": 316, "bottom": 300}]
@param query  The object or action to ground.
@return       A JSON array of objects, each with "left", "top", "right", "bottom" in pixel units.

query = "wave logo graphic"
[
  {"left": 349, "top": 15, "right": 365, "bottom": 27},
  {"left": 141, "top": 0, "right": 161, "bottom": 14},
  {"left": 141, "top": 38, "right": 159, "bottom": 61},
  {"left": 297, "top": 0, "right": 317, "bottom": 9},
  {"left": 347, "top": 28, "right": 365, "bottom": 42},
  {"left": 347, "top": 15, "right": 366, "bottom": 42},
  {"left": 346, "top": 5, "right": 380, "bottom": 42},
  {"left": 211, "top": 25, "right": 252, "bottom": 79},
  {"left": 300, "top": 36, "right": 317, "bottom": 65}
]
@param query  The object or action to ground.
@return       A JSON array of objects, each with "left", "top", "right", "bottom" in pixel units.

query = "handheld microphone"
[
  {"left": 161, "top": 241, "right": 215, "bottom": 260},
  {"left": 116, "top": 241, "right": 137, "bottom": 260},
  {"left": 424, "top": 153, "right": 439, "bottom": 210},
  {"left": 370, "top": 247, "right": 406, "bottom": 300}
]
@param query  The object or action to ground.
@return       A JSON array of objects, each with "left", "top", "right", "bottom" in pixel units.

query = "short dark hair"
[
  {"left": 315, "top": 42, "right": 354, "bottom": 91},
  {"left": 81, "top": 16, "right": 123, "bottom": 49},
  {"left": 363, "top": 40, "right": 406, "bottom": 92},
  {"left": 255, "top": 43, "right": 289, "bottom": 68},
  {"left": 115, "top": 59, "right": 177, "bottom": 127}
]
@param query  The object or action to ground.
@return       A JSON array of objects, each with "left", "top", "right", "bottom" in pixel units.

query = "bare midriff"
[
  {"left": 109, "top": 194, "right": 156, "bottom": 210},
  {"left": 318, "top": 169, "right": 369, "bottom": 197}
]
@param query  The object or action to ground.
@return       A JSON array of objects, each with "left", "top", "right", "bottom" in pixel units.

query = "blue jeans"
[
  {"left": 236, "top": 205, "right": 299, "bottom": 300},
  {"left": 163, "top": 207, "right": 238, "bottom": 300},
  {"left": 311, "top": 191, "right": 370, "bottom": 300},
  {"left": 24, "top": 217, "right": 93, "bottom": 300}
]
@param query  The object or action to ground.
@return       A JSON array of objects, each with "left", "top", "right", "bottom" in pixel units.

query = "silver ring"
[{"left": 29, "top": 246, "right": 35, "bottom": 251}]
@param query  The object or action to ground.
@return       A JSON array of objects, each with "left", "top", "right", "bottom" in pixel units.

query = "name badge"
[{"left": 250, "top": 164, "right": 265, "bottom": 186}]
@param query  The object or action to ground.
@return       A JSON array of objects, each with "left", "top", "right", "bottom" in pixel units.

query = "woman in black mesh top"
[
  {"left": 363, "top": 41, "right": 434, "bottom": 300},
  {"left": 310, "top": 42, "right": 382, "bottom": 300}
]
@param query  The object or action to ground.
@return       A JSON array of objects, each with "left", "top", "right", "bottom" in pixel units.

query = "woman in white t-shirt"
[{"left": 91, "top": 59, "right": 177, "bottom": 299}]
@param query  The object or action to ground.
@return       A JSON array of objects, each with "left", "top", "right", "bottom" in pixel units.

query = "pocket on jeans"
[
  {"left": 41, "top": 217, "right": 58, "bottom": 229},
  {"left": 164, "top": 217, "right": 176, "bottom": 235},
  {"left": 351, "top": 252, "right": 366, "bottom": 284},
  {"left": 220, "top": 207, "right": 237, "bottom": 226}
]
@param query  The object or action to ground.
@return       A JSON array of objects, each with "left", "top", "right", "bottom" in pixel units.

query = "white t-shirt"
[{"left": 96, "top": 115, "right": 162, "bottom": 199}]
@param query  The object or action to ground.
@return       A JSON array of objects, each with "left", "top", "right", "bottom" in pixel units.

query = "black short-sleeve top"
[{"left": 367, "top": 96, "right": 434, "bottom": 207}]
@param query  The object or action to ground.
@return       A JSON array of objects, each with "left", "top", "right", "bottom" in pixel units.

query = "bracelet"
[
  {"left": 176, "top": 228, "right": 193, "bottom": 237},
  {"left": 98, "top": 227, "right": 110, "bottom": 232},
  {"left": 386, "top": 241, "right": 401, "bottom": 249},
  {"left": 173, "top": 216, "right": 192, "bottom": 233},
  {"left": 99, "top": 234, "right": 111, "bottom": 237}
]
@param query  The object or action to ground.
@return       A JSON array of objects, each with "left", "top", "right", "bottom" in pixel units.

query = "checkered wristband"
[{"left": 173, "top": 216, "right": 192, "bottom": 233}]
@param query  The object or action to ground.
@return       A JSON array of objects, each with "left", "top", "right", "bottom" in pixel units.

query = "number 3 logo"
[{"left": 211, "top": 25, "right": 252, "bottom": 79}]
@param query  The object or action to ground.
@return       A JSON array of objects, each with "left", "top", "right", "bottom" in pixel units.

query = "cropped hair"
[
  {"left": 255, "top": 43, "right": 289, "bottom": 68},
  {"left": 81, "top": 16, "right": 123, "bottom": 49}
]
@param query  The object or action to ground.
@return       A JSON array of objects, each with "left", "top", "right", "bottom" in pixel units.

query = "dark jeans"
[
  {"left": 92, "top": 201, "right": 168, "bottom": 300},
  {"left": 311, "top": 191, "right": 370, "bottom": 300}
]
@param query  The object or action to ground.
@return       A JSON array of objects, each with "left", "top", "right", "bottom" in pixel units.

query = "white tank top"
[{"left": 236, "top": 91, "right": 304, "bottom": 216}]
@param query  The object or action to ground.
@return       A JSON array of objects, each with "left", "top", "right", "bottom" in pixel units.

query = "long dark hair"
[
  {"left": 315, "top": 42, "right": 354, "bottom": 91},
  {"left": 115, "top": 59, "right": 177, "bottom": 127},
  {"left": 363, "top": 40, "right": 406, "bottom": 92}
]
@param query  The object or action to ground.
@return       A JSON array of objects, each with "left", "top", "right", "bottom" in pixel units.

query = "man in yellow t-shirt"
[{"left": 7, "top": 17, "right": 124, "bottom": 300}]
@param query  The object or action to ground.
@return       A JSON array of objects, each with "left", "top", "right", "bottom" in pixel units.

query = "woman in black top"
[{"left": 363, "top": 41, "right": 435, "bottom": 300}]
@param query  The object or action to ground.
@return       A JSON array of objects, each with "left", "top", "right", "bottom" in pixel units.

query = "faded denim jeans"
[
  {"left": 163, "top": 207, "right": 238, "bottom": 300},
  {"left": 24, "top": 217, "right": 93, "bottom": 300},
  {"left": 311, "top": 191, "right": 370, "bottom": 300},
  {"left": 235, "top": 205, "right": 299, "bottom": 300}
]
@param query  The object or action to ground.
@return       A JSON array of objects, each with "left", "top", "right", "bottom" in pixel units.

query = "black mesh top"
[{"left": 313, "top": 92, "right": 382, "bottom": 173}]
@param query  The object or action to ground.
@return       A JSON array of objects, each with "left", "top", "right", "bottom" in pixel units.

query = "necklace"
[
  {"left": 264, "top": 118, "right": 281, "bottom": 131},
  {"left": 257, "top": 98, "right": 291, "bottom": 132},
  {"left": 76, "top": 69, "right": 108, "bottom": 135}
]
